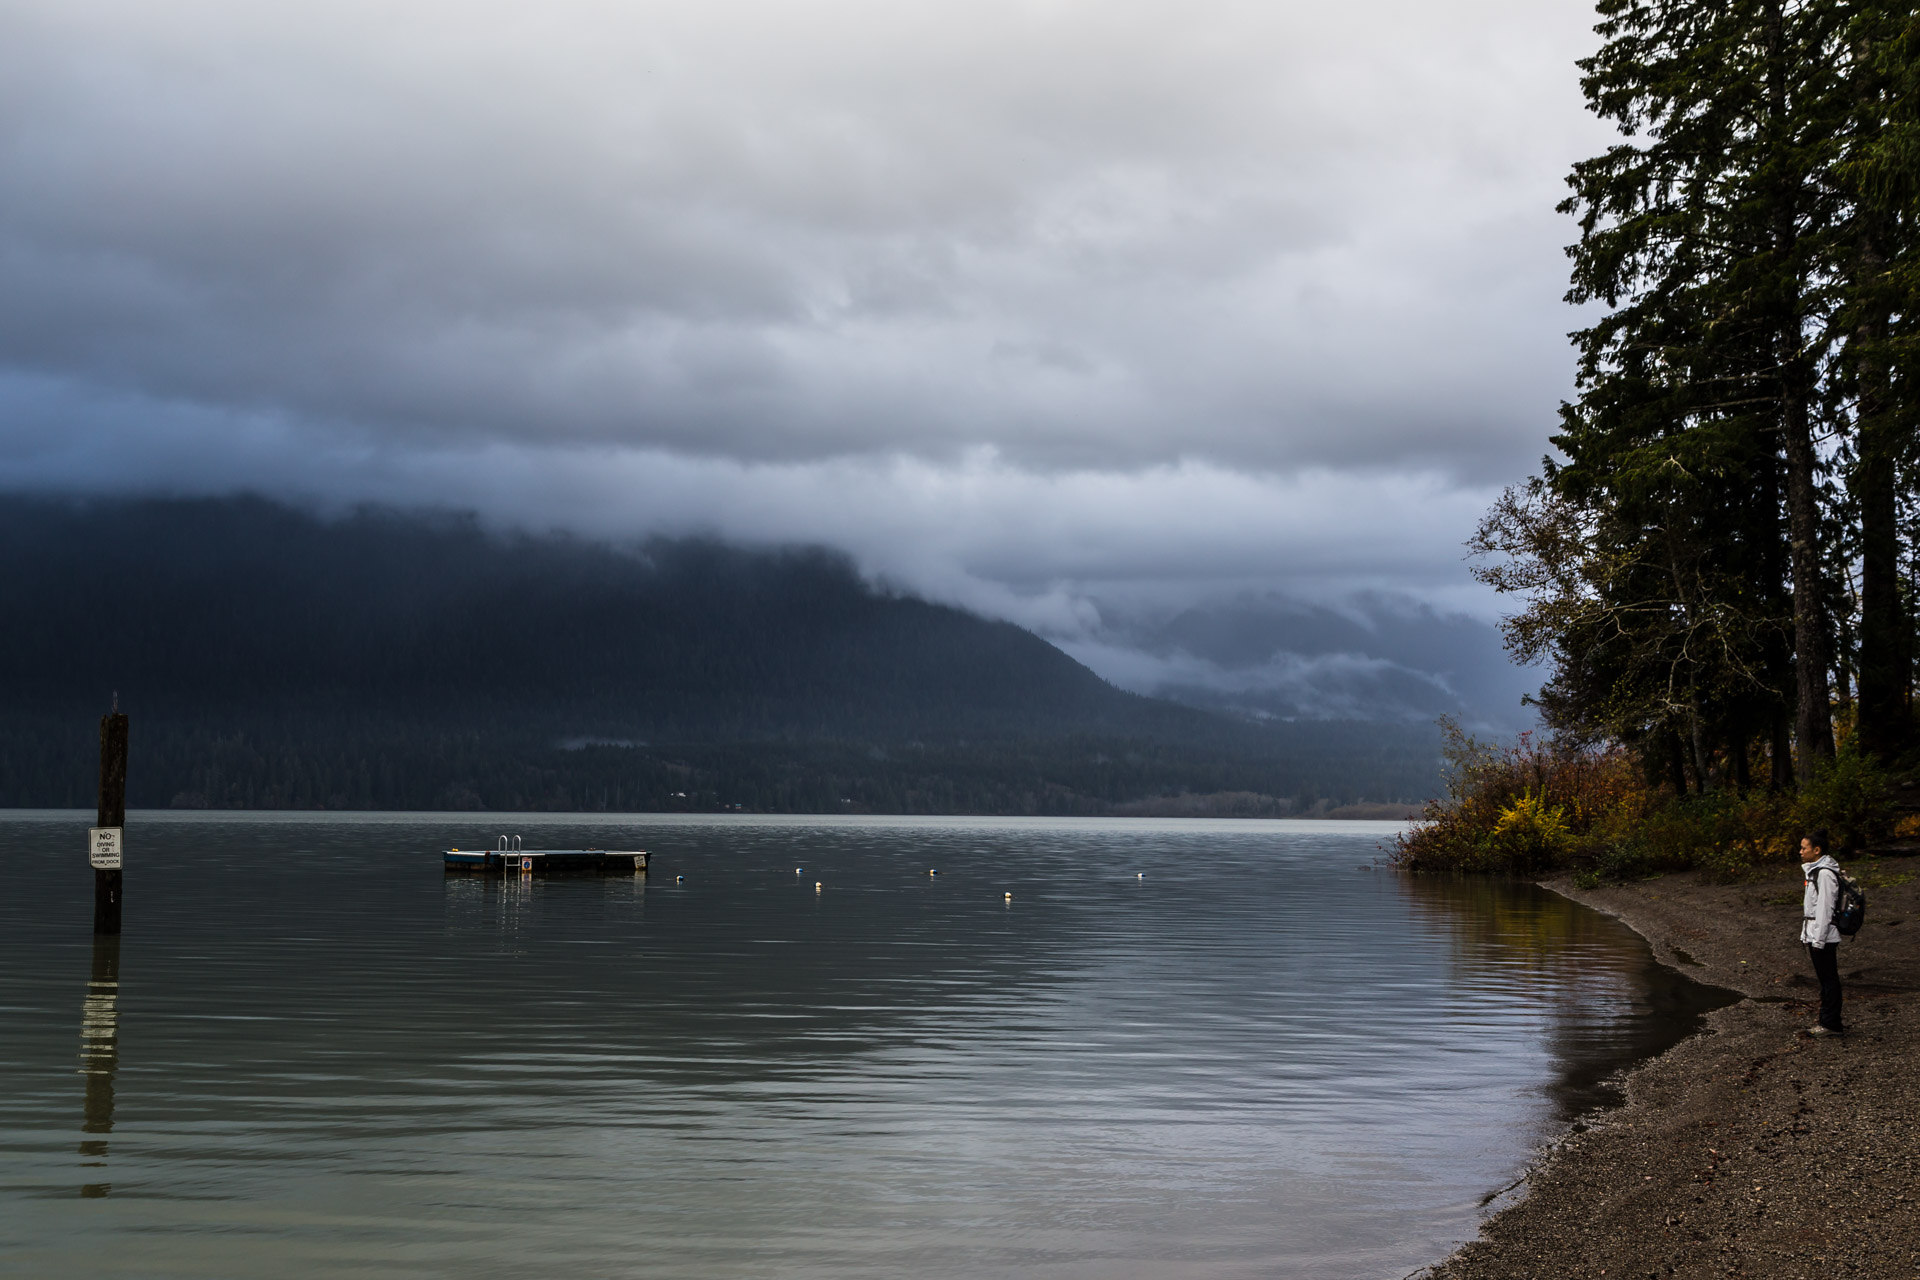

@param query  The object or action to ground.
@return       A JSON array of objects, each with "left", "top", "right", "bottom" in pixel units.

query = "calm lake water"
[{"left": 0, "top": 813, "right": 1731, "bottom": 1279}]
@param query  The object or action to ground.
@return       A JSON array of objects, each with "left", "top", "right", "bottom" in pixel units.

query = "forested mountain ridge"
[
  {"left": 2, "top": 496, "right": 1169, "bottom": 740},
  {"left": 0, "top": 497, "right": 1441, "bottom": 812}
]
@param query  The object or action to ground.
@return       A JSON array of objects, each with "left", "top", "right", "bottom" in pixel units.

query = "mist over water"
[{"left": 0, "top": 814, "right": 1731, "bottom": 1279}]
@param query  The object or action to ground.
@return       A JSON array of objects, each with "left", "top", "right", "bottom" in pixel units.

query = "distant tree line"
[
  {"left": 0, "top": 716, "right": 1441, "bottom": 815},
  {"left": 1475, "top": 0, "right": 1920, "bottom": 788}
]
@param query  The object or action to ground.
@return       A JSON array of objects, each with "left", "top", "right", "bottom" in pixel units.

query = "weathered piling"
[{"left": 92, "top": 711, "right": 127, "bottom": 935}]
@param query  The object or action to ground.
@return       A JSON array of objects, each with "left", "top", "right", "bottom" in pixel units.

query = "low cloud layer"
[
  {"left": 0, "top": 0, "right": 1599, "bottom": 723},
  {"left": 1061, "top": 594, "right": 1539, "bottom": 731}
]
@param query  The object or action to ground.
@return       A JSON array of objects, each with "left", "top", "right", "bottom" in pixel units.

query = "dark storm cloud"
[
  {"left": 0, "top": 0, "right": 1602, "bottom": 719},
  {"left": 0, "top": 0, "right": 1604, "bottom": 473}
]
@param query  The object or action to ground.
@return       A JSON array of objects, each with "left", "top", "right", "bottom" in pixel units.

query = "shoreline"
[
  {"left": 0, "top": 803, "right": 1423, "bottom": 821},
  {"left": 1421, "top": 861, "right": 1920, "bottom": 1278}
]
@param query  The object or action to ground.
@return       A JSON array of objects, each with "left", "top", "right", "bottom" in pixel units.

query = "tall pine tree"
[
  {"left": 1834, "top": 2, "right": 1920, "bottom": 760},
  {"left": 1479, "top": 0, "right": 1920, "bottom": 785}
]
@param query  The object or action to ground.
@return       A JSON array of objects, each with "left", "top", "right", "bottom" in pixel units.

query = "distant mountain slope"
[
  {"left": 0, "top": 497, "right": 1441, "bottom": 811},
  {"left": 3, "top": 496, "right": 1186, "bottom": 739}
]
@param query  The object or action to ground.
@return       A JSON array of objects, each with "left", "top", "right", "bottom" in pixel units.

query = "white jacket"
[{"left": 1801, "top": 855, "right": 1843, "bottom": 945}]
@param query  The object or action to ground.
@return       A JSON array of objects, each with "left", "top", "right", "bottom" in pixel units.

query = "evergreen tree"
[
  {"left": 1546, "top": 0, "right": 1845, "bottom": 780},
  {"left": 1834, "top": 2, "right": 1920, "bottom": 760},
  {"left": 1480, "top": 0, "right": 1920, "bottom": 785}
]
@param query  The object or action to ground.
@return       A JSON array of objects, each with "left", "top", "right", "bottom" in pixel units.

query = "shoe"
[{"left": 1807, "top": 1025, "right": 1845, "bottom": 1037}]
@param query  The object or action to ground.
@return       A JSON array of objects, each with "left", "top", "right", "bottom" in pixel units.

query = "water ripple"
[{"left": 0, "top": 814, "right": 1730, "bottom": 1278}]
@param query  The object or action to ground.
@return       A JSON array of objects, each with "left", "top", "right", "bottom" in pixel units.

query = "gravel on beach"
[{"left": 1422, "top": 858, "right": 1920, "bottom": 1280}]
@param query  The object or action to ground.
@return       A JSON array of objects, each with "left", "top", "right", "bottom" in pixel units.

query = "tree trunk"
[
  {"left": 1850, "top": 209, "right": 1906, "bottom": 761},
  {"left": 1766, "top": 0, "right": 1836, "bottom": 782},
  {"left": 1665, "top": 727, "right": 1691, "bottom": 796},
  {"left": 1781, "top": 366, "right": 1837, "bottom": 780},
  {"left": 1689, "top": 710, "right": 1712, "bottom": 791},
  {"left": 1771, "top": 708, "right": 1795, "bottom": 791}
]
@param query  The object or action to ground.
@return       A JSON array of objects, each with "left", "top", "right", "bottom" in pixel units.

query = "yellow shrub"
[
  {"left": 1481, "top": 790, "right": 1574, "bottom": 870},
  {"left": 1494, "top": 791, "right": 1567, "bottom": 841}
]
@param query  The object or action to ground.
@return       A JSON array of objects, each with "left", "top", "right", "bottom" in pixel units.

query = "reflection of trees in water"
[
  {"left": 1396, "top": 875, "right": 1735, "bottom": 1120},
  {"left": 1399, "top": 875, "right": 1609, "bottom": 975},
  {"left": 79, "top": 935, "right": 120, "bottom": 1198}
]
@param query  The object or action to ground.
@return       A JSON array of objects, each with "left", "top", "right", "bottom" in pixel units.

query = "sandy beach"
[{"left": 1424, "top": 855, "right": 1920, "bottom": 1279}]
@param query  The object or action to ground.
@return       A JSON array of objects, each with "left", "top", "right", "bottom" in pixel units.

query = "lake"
[{"left": 0, "top": 813, "right": 1732, "bottom": 1278}]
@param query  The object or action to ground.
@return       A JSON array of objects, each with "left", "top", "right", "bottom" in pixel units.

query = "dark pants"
[{"left": 1808, "top": 942, "right": 1844, "bottom": 1031}]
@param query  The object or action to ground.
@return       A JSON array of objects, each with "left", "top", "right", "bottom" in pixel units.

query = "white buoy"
[
  {"left": 795, "top": 868, "right": 802, "bottom": 874},
  {"left": 676, "top": 875, "right": 685, "bottom": 883},
  {"left": 815, "top": 881, "right": 823, "bottom": 892},
  {"left": 1137, "top": 872, "right": 1144, "bottom": 880},
  {"left": 1004, "top": 891, "right": 1013, "bottom": 902}
]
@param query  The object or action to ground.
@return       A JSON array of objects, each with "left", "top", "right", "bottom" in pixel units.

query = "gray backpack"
[{"left": 1813, "top": 864, "right": 1868, "bottom": 937}]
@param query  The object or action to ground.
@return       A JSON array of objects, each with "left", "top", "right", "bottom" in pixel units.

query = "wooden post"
[{"left": 94, "top": 712, "right": 127, "bottom": 935}]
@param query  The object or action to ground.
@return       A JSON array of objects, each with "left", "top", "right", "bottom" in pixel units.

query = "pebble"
[{"left": 1427, "top": 866, "right": 1920, "bottom": 1278}]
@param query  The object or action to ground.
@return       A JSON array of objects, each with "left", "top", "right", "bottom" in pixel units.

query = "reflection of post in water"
[{"left": 79, "top": 935, "right": 121, "bottom": 1198}]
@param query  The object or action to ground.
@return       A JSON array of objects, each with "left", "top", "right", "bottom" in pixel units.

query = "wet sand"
[{"left": 1423, "top": 858, "right": 1920, "bottom": 1279}]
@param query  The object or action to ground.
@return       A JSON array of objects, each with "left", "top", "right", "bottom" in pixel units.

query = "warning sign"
[{"left": 88, "top": 827, "right": 122, "bottom": 870}]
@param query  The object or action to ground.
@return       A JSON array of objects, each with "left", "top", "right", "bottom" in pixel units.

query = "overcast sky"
[{"left": 0, "top": 0, "right": 1609, "bottom": 713}]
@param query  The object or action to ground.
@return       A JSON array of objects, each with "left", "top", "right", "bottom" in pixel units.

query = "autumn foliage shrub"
[
  {"left": 1392, "top": 720, "right": 1896, "bottom": 884},
  {"left": 1392, "top": 722, "right": 1658, "bottom": 877}
]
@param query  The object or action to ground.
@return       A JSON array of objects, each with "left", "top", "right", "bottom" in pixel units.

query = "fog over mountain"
[
  {"left": 1065, "top": 595, "right": 1538, "bottom": 732},
  {"left": 0, "top": 0, "right": 1591, "bottom": 726}
]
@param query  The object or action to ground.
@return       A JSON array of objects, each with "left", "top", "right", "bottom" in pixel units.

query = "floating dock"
[{"left": 444, "top": 836, "right": 647, "bottom": 875}]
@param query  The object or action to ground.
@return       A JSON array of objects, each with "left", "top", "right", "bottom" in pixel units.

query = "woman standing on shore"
[{"left": 1800, "top": 830, "right": 1845, "bottom": 1037}]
